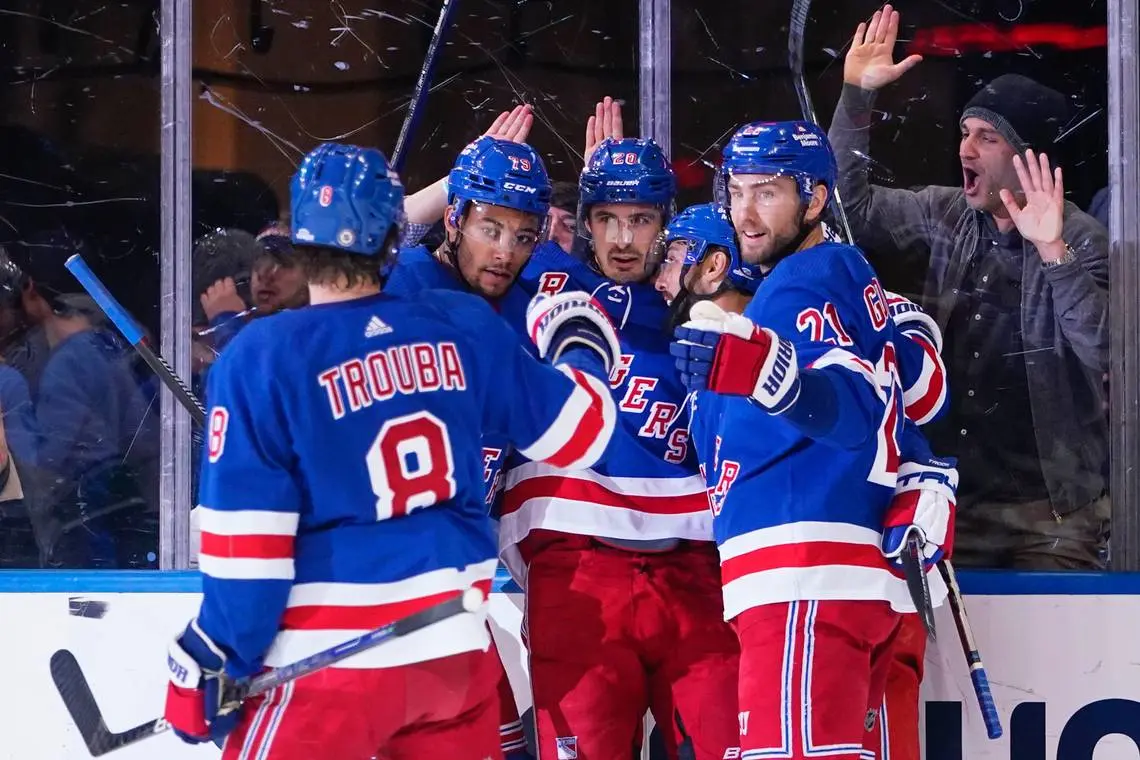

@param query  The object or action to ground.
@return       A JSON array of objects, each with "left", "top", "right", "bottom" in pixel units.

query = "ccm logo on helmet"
[{"left": 503, "top": 182, "right": 537, "bottom": 194}]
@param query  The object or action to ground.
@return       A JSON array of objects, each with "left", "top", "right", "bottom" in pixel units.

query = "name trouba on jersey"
[{"left": 316, "top": 341, "right": 467, "bottom": 420}]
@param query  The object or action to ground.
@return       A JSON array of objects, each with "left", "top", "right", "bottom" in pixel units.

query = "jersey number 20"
[{"left": 366, "top": 411, "right": 457, "bottom": 520}]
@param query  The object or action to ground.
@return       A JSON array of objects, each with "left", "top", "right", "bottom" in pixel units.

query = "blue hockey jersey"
[
  {"left": 688, "top": 241, "right": 924, "bottom": 619},
  {"left": 385, "top": 245, "right": 510, "bottom": 507},
  {"left": 194, "top": 288, "right": 616, "bottom": 677},
  {"left": 499, "top": 243, "right": 709, "bottom": 577}
]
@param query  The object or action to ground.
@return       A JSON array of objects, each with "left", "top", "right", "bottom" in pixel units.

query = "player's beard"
[{"left": 665, "top": 286, "right": 698, "bottom": 332}]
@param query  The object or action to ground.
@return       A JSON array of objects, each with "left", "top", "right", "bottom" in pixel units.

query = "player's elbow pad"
[{"left": 526, "top": 291, "right": 622, "bottom": 376}]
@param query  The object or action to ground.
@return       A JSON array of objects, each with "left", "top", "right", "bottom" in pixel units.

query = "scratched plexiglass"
[
  {"left": 674, "top": 0, "right": 1110, "bottom": 571},
  {"left": 0, "top": 1, "right": 161, "bottom": 568}
]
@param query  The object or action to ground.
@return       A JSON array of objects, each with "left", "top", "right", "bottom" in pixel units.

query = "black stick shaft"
[{"left": 391, "top": 0, "right": 460, "bottom": 173}]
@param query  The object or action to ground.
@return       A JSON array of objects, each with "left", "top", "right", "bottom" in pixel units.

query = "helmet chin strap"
[{"left": 664, "top": 264, "right": 735, "bottom": 332}]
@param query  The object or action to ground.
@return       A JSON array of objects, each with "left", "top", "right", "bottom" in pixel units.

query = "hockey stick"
[
  {"left": 786, "top": 0, "right": 1000, "bottom": 739},
  {"left": 390, "top": 0, "right": 460, "bottom": 174},
  {"left": 901, "top": 534, "right": 936, "bottom": 640},
  {"left": 65, "top": 254, "right": 206, "bottom": 427},
  {"left": 937, "top": 560, "right": 1002, "bottom": 739},
  {"left": 788, "top": 0, "right": 856, "bottom": 245},
  {"left": 51, "top": 587, "right": 485, "bottom": 756}
]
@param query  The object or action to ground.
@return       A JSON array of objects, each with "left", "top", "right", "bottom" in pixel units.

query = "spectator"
[
  {"left": 192, "top": 228, "right": 260, "bottom": 361},
  {"left": 546, "top": 180, "right": 579, "bottom": 254},
  {"left": 4, "top": 233, "right": 160, "bottom": 568},
  {"left": 1087, "top": 185, "right": 1110, "bottom": 230},
  {"left": 252, "top": 223, "right": 309, "bottom": 315},
  {"left": 829, "top": 6, "right": 1109, "bottom": 570}
]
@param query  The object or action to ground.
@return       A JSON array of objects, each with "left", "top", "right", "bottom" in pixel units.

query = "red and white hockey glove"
[
  {"left": 164, "top": 619, "right": 240, "bottom": 747},
  {"left": 526, "top": 291, "right": 622, "bottom": 374},
  {"left": 881, "top": 457, "right": 958, "bottom": 570},
  {"left": 670, "top": 301, "right": 801, "bottom": 414}
]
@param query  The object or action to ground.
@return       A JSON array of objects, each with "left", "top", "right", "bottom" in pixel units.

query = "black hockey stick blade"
[
  {"left": 902, "top": 535, "right": 937, "bottom": 640},
  {"left": 51, "top": 650, "right": 167, "bottom": 756},
  {"left": 49, "top": 590, "right": 478, "bottom": 755}
]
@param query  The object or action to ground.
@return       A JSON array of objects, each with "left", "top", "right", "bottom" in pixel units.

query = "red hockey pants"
[
  {"left": 220, "top": 648, "right": 502, "bottom": 760},
  {"left": 733, "top": 599, "right": 902, "bottom": 760},
  {"left": 868, "top": 613, "right": 926, "bottom": 760},
  {"left": 524, "top": 537, "right": 740, "bottom": 760}
]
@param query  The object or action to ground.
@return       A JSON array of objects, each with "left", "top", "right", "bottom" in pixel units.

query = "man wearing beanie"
[{"left": 828, "top": 3, "right": 1109, "bottom": 578}]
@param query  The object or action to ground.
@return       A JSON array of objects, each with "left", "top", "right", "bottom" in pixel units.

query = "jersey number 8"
[{"left": 366, "top": 411, "right": 457, "bottom": 520}]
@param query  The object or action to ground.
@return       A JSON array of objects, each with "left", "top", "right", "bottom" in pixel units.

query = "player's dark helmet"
[
  {"left": 578, "top": 137, "right": 677, "bottom": 233},
  {"left": 659, "top": 202, "right": 759, "bottom": 295},
  {"left": 714, "top": 120, "right": 837, "bottom": 207},
  {"left": 447, "top": 136, "right": 552, "bottom": 236},
  {"left": 290, "top": 143, "right": 405, "bottom": 261}
]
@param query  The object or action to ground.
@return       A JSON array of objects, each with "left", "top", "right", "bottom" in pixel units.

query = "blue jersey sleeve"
[
  {"left": 746, "top": 277, "right": 891, "bottom": 450},
  {"left": 446, "top": 297, "right": 617, "bottom": 473},
  {"left": 194, "top": 336, "right": 303, "bottom": 678}
]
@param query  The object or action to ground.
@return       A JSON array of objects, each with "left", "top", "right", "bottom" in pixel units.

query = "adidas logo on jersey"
[{"left": 364, "top": 316, "right": 392, "bottom": 337}]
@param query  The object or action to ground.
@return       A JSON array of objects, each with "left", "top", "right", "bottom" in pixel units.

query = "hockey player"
[
  {"left": 388, "top": 135, "right": 551, "bottom": 304},
  {"left": 669, "top": 121, "right": 956, "bottom": 760},
  {"left": 500, "top": 127, "right": 741, "bottom": 760},
  {"left": 656, "top": 198, "right": 951, "bottom": 760},
  {"left": 162, "top": 142, "right": 625, "bottom": 760},
  {"left": 384, "top": 134, "right": 555, "bottom": 759}
]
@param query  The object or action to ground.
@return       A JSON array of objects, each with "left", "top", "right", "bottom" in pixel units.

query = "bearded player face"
[{"left": 725, "top": 174, "right": 811, "bottom": 271}]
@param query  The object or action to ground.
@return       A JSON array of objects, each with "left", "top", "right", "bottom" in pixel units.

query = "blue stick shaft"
[{"left": 65, "top": 254, "right": 206, "bottom": 426}]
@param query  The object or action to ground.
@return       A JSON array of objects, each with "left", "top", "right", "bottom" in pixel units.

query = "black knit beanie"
[{"left": 960, "top": 74, "right": 1069, "bottom": 153}]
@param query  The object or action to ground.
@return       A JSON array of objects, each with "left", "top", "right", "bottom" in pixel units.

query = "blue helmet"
[
  {"left": 715, "top": 120, "right": 837, "bottom": 206},
  {"left": 579, "top": 137, "right": 676, "bottom": 215},
  {"left": 662, "top": 203, "right": 760, "bottom": 294},
  {"left": 447, "top": 136, "right": 552, "bottom": 229},
  {"left": 290, "top": 143, "right": 405, "bottom": 258}
]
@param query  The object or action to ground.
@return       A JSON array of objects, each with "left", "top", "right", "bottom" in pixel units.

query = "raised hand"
[
  {"left": 483, "top": 104, "right": 534, "bottom": 144},
  {"left": 583, "top": 96, "right": 624, "bottom": 165},
  {"left": 844, "top": 3, "right": 923, "bottom": 91},
  {"left": 1000, "top": 149, "right": 1064, "bottom": 250}
]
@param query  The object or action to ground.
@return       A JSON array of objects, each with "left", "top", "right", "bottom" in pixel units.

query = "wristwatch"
[{"left": 1043, "top": 242, "right": 1078, "bottom": 268}]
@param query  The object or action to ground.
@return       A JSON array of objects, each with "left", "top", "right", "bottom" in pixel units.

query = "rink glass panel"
[
  {"left": 0, "top": 1, "right": 163, "bottom": 570},
  {"left": 671, "top": 0, "right": 1112, "bottom": 571}
]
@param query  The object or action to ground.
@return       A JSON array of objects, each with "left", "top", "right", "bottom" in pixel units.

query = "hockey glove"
[
  {"left": 885, "top": 291, "right": 943, "bottom": 354},
  {"left": 526, "top": 291, "right": 622, "bottom": 375},
  {"left": 670, "top": 301, "right": 801, "bottom": 414},
  {"left": 881, "top": 457, "right": 958, "bottom": 570},
  {"left": 164, "top": 619, "right": 240, "bottom": 747}
]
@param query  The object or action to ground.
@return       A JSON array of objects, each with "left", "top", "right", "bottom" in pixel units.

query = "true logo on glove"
[{"left": 897, "top": 468, "right": 954, "bottom": 489}]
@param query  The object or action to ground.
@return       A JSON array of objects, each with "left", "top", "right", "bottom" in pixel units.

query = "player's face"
[
  {"left": 727, "top": 174, "right": 806, "bottom": 269},
  {"left": 453, "top": 201, "right": 542, "bottom": 299},
  {"left": 960, "top": 117, "right": 1020, "bottom": 213},
  {"left": 547, "top": 206, "right": 576, "bottom": 254},
  {"left": 654, "top": 240, "right": 690, "bottom": 304},
  {"left": 587, "top": 203, "right": 664, "bottom": 284},
  {"left": 252, "top": 256, "right": 307, "bottom": 314}
]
